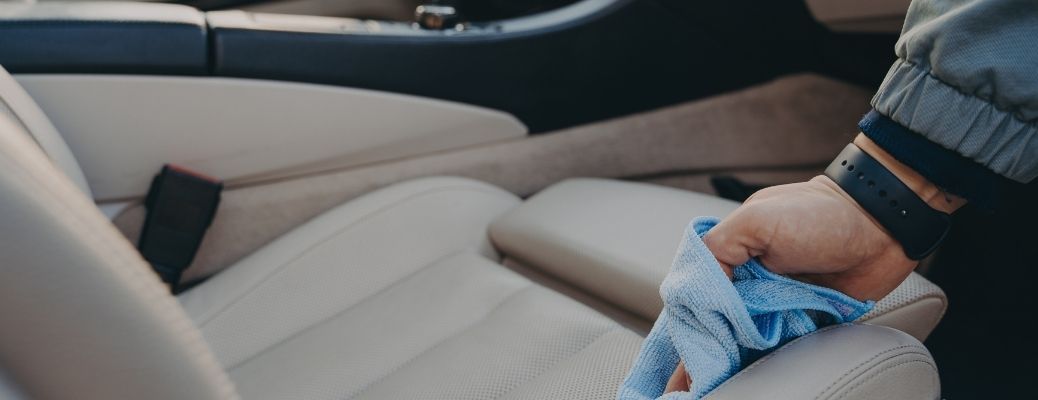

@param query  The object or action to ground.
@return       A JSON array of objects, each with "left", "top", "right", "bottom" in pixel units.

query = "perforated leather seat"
[
  {"left": 178, "top": 176, "right": 645, "bottom": 399},
  {"left": 0, "top": 64, "right": 644, "bottom": 398},
  {"left": 0, "top": 65, "right": 940, "bottom": 399}
]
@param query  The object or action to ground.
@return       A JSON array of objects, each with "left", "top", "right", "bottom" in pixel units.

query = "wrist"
[
  {"left": 824, "top": 142, "right": 954, "bottom": 260},
  {"left": 853, "top": 134, "right": 966, "bottom": 214}
]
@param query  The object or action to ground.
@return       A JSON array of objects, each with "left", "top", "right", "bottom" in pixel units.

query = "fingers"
[
  {"left": 702, "top": 213, "right": 759, "bottom": 277},
  {"left": 703, "top": 185, "right": 794, "bottom": 274},
  {"left": 664, "top": 361, "right": 690, "bottom": 394}
]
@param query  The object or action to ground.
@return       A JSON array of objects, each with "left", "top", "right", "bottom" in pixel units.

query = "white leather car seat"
[
  {"left": 0, "top": 90, "right": 238, "bottom": 399},
  {"left": 0, "top": 66, "right": 940, "bottom": 399},
  {"left": 0, "top": 66, "right": 644, "bottom": 399},
  {"left": 177, "top": 177, "right": 648, "bottom": 400},
  {"left": 0, "top": 112, "right": 646, "bottom": 398}
]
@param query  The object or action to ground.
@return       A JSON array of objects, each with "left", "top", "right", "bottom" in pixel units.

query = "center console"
[{"left": 2, "top": 0, "right": 878, "bottom": 132}]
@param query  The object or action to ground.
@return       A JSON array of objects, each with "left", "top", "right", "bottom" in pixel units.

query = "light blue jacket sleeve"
[{"left": 870, "top": 0, "right": 1038, "bottom": 183}]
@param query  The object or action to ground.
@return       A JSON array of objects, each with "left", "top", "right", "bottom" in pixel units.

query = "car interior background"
[{"left": 0, "top": 0, "right": 1033, "bottom": 398}]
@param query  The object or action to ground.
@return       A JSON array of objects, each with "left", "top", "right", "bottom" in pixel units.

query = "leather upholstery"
[
  {"left": 490, "top": 178, "right": 949, "bottom": 341},
  {"left": 705, "top": 324, "right": 939, "bottom": 399},
  {"left": 0, "top": 65, "right": 90, "bottom": 195},
  {"left": 178, "top": 177, "right": 646, "bottom": 399},
  {"left": 0, "top": 113, "right": 237, "bottom": 399},
  {"left": 0, "top": 70, "right": 939, "bottom": 398},
  {"left": 491, "top": 178, "right": 740, "bottom": 320},
  {"left": 859, "top": 273, "right": 947, "bottom": 341},
  {"left": 16, "top": 74, "right": 525, "bottom": 200}
]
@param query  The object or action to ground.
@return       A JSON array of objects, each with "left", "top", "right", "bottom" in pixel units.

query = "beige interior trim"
[
  {"left": 805, "top": 0, "right": 911, "bottom": 33},
  {"left": 111, "top": 74, "right": 871, "bottom": 282},
  {"left": 642, "top": 168, "right": 821, "bottom": 198},
  {"left": 15, "top": 74, "right": 527, "bottom": 201}
]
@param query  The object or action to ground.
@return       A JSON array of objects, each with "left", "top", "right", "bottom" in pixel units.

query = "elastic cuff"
[
  {"left": 859, "top": 110, "right": 1008, "bottom": 211},
  {"left": 871, "top": 60, "right": 1038, "bottom": 183}
]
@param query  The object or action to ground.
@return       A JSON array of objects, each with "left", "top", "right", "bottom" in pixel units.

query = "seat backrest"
[
  {"left": 0, "top": 72, "right": 237, "bottom": 399},
  {"left": 0, "top": 65, "right": 90, "bottom": 196}
]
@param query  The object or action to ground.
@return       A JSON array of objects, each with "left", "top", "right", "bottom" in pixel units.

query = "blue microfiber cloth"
[{"left": 617, "top": 217, "right": 874, "bottom": 400}]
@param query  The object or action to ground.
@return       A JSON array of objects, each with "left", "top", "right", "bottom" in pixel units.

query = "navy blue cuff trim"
[{"left": 858, "top": 109, "right": 1008, "bottom": 211}]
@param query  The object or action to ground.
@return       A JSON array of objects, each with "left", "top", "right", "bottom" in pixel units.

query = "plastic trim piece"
[
  {"left": 0, "top": 2, "right": 207, "bottom": 74},
  {"left": 1, "top": 0, "right": 898, "bottom": 132}
]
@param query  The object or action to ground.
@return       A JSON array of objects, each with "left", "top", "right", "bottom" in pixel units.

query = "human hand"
[
  {"left": 664, "top": 361, "right": 691, "bottom": 394},
  {"left": 704, "top": 175, "right": 914, "bottom": 300},
  {"left": 703, "top": 134, "right": 965, "bottom": 301}
]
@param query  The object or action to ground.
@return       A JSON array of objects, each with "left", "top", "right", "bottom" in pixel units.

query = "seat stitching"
[
  {"left": 195, "top": 185, "right": 513, "bottom": 327},
  {"left": 491, "top": 327, "right": 624, "bottom": 400},
  {"left": 345, "top": 284, "right": 536, "bottom": 400},
  {"left": 831, "top": 360, "right": 938, "bottom": 399},
  {"left": 0, "top": 98, "right": 44, "bottom": 148},
  {"left": 224, "top": 249, "right": 484, "bottom": 370},
  {"left": 706, "top": 339, "right": 927, "bottom": 399},
  {"left": 708, "top": 324, "right": 843, "bottom": 391},
  {"left": 704, "top": 324, "right": 926, "bottom": 398},
  {"left": 813, "top": 346, "right": 931, "bottom": 399}
]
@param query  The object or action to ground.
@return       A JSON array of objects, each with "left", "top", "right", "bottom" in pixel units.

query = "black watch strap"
[{"left": 825, "top": 144, "right": 951, "bottom": 260}]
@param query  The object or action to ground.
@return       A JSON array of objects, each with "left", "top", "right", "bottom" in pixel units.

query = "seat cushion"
[{"left": 178, "top": 176, "right": 643, "bottom": 399}]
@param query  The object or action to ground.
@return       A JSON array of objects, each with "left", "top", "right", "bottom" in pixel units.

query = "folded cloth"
[{"left": 617, "top": 217, "right": 874, "bottom": 400}]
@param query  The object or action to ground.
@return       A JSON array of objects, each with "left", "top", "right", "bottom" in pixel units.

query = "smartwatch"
[{"left": 824, "top": 144, "right": 951, "bottom": 260}]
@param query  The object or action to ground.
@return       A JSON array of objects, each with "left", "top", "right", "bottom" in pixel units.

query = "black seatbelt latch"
[{"left": 138, "top": 164, "right": 222, "bottom": 289}]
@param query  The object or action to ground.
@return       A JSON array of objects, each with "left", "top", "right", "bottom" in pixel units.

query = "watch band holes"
[
  {"left": 847, "top": 165, "right": 855, "bottom": 171},
  {"left": 857, "top": 173, "right": 865, "bottom": 179},
  {"left": 841, "top": 160, "right": 847, "bottom": 166},
  {"left": 879, "top": 190, "right": 887, "bottom": 197},
  {"left": 900, "top": 209, "right": 908, "bottom": 218},
  {"left": 889, "top": 200, "right": 898, "bottom": 207},
  {"left": 867, "top": 180, "right": 875, "bottom": 188}
]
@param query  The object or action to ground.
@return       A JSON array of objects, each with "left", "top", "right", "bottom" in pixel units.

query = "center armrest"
[{"left": 489, "top": 178, "right": 739, "bottom": 321}]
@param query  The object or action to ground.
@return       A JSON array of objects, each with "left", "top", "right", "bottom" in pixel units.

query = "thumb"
[{"left": 702, "top": 218, "right": 758, "bottom": 278}]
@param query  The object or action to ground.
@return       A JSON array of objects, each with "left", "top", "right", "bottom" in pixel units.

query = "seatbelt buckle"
[{"left": 138, "top": 164, "right": 222, "bottom": 289}]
